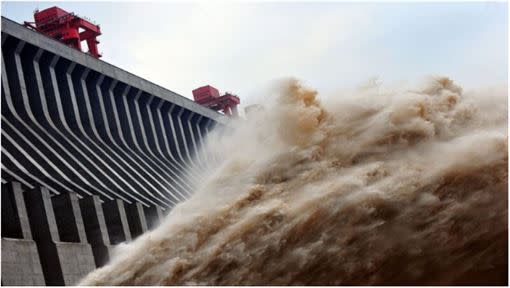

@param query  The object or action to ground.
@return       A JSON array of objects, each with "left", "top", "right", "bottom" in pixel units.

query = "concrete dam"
[{"left": 1, "top": 16, "right": 227, "bottom": 285}]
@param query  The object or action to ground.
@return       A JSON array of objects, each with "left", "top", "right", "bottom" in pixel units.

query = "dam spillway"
[{"left": 1, "top": 16, "right": 227, "bottom": 285}]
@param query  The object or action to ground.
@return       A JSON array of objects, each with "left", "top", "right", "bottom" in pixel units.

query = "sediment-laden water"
[{"left": 80, "top": 77, "right": 507, "bottom": 285}]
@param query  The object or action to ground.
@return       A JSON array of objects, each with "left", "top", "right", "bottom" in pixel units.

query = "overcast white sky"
[{"left": 2, "top": 1, "right": 507, "bottom": 110}]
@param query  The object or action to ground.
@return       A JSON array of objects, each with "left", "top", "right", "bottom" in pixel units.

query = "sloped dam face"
[
  {"left": 80, "top": 77, "right": 508, "bottom": 286},
  {"left": 1, "top": 18, "right": 227, "bottom": 207},
  {"left": 1, "top": 17, "right": 226, "bottom": 286}
]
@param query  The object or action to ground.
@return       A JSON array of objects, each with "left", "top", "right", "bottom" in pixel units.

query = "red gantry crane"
[
  {"left": 23, "top": 7, "right": 241, "bottom": 116},
  {"left": 24, "top": 6, "right": 102, "bottom": 58},
  {"left": 192, "top": 85, "right": 240, "bottom": 117}
]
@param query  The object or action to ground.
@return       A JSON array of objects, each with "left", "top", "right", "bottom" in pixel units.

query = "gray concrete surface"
[{"left": 1, "top": 238, "right": 45, "bottom": 285}]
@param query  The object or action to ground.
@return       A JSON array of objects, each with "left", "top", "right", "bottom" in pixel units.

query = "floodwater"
[{"left": 80, "top": 77, "right": 507, "bottom": 285}]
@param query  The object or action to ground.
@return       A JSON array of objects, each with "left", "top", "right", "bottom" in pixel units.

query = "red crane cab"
[
  {"left": 24, "top": 6, "right": 102, "bottom": 58},
  {"left": 192, "top": 85, "right": 240, "bottom": 117}
]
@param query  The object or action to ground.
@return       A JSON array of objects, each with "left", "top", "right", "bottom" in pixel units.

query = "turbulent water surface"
[{"left": 80, "top": 77, "right": 507, "bottom": 285}]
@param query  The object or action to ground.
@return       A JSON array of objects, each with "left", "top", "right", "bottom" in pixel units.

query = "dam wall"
[{"left": 1, "top": 17, "right": 226, "bottom": 285}]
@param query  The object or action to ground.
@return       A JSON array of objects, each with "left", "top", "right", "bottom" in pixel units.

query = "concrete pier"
[
  {"left": 125, "top": 202, "right": 148, "bottom": 238},
  {"left": 1, "top": 182, "right": 45, "bottom": 286},
  {"left": 79, "top": 195, "right": 112, "bottom": 267},
  {"left": 23, "top": 186, "right": 96, "bottom": 285},
  {"left": 102, "top": 199, "right": 132, "bottom": 245},
  {"left": 2, "top": 181, "right": 171, "bottom": 285}
]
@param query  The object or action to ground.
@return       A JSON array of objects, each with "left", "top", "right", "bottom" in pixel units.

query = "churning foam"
[{"left": 80, "top": 77, "right": 508, "bottom": 285}]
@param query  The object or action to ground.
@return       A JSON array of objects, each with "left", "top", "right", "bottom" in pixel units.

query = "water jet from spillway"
[{"left": 79, "top": 77, "right": 508, "bottom": 285}]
